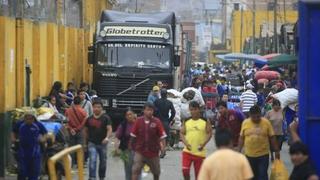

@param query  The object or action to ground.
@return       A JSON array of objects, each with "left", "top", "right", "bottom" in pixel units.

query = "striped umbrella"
[
  {"left": 223, "top": 53, "right": 267, "bottom": 63},
  {"left": 261, "top": 53, "right": 281, "bottom": 60}
]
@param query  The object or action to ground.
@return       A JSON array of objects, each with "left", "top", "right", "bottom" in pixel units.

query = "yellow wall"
[
  {"left": 0, "top": 17, "right": 17, "bottom": 112},
  {"left": 0, "top": 1, "right": 114, "bottom": 112},
  {"left": 231, "top": 10, "right": 298, "bottom": 52}
]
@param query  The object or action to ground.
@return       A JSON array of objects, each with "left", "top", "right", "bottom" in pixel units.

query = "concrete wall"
[
  {"left": 231, "top": 10, "right": 298, "bottom": 52},
  {"left": 0, "top": 0, "right": 114, "bottom": 113}
]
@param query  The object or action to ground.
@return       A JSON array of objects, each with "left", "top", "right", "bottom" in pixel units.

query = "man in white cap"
[{"left": 240, "top": 83, "right": 258, "bottom": 117}]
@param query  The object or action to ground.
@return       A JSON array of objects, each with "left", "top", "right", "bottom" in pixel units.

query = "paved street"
[
  {"left": 106, "top": 137, "right": 293, "bottom": 180},
  {"left": 5, "top": 135, "right": 294, "bottom": 180},
  {"left": 3, "top": 0, "right": 320, "bottom": 179}
]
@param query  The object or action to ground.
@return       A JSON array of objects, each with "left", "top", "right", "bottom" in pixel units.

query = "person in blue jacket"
[
  {"left": 12, "top": 110, "right": 48, "bottom": 180},
  {"left": 147, "top": 86, "right": 160, "bottom": 104}
]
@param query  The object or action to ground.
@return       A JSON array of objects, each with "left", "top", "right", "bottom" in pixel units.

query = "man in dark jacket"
[
  {"left": 154, "top": 90, "right": 176, "bottom": 137},
  {"left": 154, "top": 89, "right": 176, "bottom": 156}
]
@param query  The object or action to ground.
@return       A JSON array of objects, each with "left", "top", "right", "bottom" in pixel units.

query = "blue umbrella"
[
  {"left": 223, "top": 53, "right": 247, "bottom": 59},
  {"left": 252, "top": 55, "right": 269, "bottom": 68},
  {"left": 216, "top": 54, "right": 238, "bottom": 62},
  {"left": 224, "top": 53, "right": 267, "bottom": 63},
  {"left": 216, "top": 53, "right": 268, "bottom": 64}
]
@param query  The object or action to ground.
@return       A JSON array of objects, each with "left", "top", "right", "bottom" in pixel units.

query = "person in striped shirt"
[{"left": 240, "top": 84, "right": 258, "bottom": 117}]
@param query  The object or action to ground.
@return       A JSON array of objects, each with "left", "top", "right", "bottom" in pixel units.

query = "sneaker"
[
  {"left": 173, "top": 144, "right": 180, "bottom": 150},
  {"left": 142, "top": 172, "right": 148, "bottom": 178},
  {"left": 166, "top": 146, "right": 174, "bottom": 151},
  {"left": 160, "top": 152, "right": 166, "bottom": 158}
]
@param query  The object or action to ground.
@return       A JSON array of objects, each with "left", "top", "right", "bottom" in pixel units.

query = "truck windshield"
[{"left": 97, "top": 43, "right": 171, "bottom": 69}]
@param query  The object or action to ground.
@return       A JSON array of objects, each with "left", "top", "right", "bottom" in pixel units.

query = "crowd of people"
[{"left": 11, "top": 62, "right": 319, "bottom": 180}]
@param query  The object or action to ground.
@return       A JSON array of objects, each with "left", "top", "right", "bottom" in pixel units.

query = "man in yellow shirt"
[
  {"left": 180, "top": 101, "right": 212, "bottom": 180},
  {"left": 238, "top": 105, "right": 280, "bottom": 180},
  {"left": 198, "top": 128, "right": 253, "bottom": 180}
]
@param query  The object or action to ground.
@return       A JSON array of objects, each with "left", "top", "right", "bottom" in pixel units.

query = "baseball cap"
[
  {"left": 152, "top": 86, "right": 160, "bottom": 91},
  {"left": 24, "top": 108, "right": 37, "bottom": 119},
  {"left": 246, "top": 83, "right": 254, "bottom": 89}
]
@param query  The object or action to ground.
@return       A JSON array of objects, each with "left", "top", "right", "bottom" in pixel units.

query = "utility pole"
[
  {"left": 274, "top": 0, "right": 278, "bottom": 52},
  {"left": 283, "top": 0, "right": 287, "bottom": 22},
  {"left": 252, "top": 0, "right": 256, "bottom": 54},
  {"left": 240, "top": 7, "right": 244, "bottom": 52},
  {"left": 222, "top": 0, "right": 227, "bottom": 49},
  {"left": 135, "top": 0, "right": 138, "bottom": 13}
]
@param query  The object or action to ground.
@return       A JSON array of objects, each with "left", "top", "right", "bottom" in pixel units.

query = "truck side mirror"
[
  {"left": 88, "top": 46, "right": 95, "bottom": 64},
  {"left": 174, "top": 55, "right": 180, "bottom": 67}
]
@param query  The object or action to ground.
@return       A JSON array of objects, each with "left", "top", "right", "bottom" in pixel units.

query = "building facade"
[
  {"left": 0, "top": 0, "right": 116, "bottom": 112},
  {"left": 231, "top": 10, "right": 298, "bottom": 53}
]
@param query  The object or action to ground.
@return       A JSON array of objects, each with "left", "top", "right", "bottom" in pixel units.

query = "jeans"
[
  {"left": 247, "top": 154, "right": 269, "bottom": 180},
  {"left": 162, "top": 121, "right": 171, "bottom": 144},
  {"left": 88, "top": 142, "right": 107, "bottom": 179},
  {"left": 123, "top": 150, "right": 141, "bottom": 180},
  {"left": 69, "top": 131, "right": 84, "bottom": 166}
]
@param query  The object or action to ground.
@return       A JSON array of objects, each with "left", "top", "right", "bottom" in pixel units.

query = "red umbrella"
[{"left": 262, "top": 53, "right": 281, "bottom": 60}]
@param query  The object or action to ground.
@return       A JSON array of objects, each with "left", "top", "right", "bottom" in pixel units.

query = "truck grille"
[{"left": 97, "top": 77, "right": 154, "bottom": 101}]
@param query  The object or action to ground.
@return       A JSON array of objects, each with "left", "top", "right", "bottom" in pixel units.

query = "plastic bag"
[
  {"left": 180, "top": 102, "right": 191, "bottom": 120},
  {"left": 270, "top": 159, "right": 289, "bottom": 180},
  {"left": 272, "top": 88, "right": 298, "bottom": 108}
]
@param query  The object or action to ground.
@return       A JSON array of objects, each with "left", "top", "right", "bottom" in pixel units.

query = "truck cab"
[{"left": 88, "top": 10, "right": 181, "bottom": 127}]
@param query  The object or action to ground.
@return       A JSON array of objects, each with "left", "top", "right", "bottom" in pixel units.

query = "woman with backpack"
[{"left": 115, "top": 109, "right": 141, "bottom": 180}]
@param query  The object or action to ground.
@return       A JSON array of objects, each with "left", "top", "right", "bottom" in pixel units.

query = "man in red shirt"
[
  {"left": 130, "top": 103, "right": 167, "bottom": 180},
  {"left": 65, "top": 96, "right": 88, "bottom": 165},
  {"left": 216, "top": 101, "right": 244, "bottom": 147}
]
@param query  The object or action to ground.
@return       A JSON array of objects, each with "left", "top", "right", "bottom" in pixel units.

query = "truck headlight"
[
  {"left": 163, "top": 33, "right": 170, "bottom": 40},
  {"left": 101, "top": 99, "right": 109, "bottom": 107},
  {"left": 112, "top": 99, "right": 117, "bottom": 108},
  {"left": 100, "top": 30, "right": 106, "bottom": 37}
]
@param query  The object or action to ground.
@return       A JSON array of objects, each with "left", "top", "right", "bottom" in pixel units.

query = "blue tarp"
[
  {"left": 40, "top": 121, "right": 62, "bottom": 135},
  {"left": 298, "top": 1, "right": 320, "bottom": 174}
]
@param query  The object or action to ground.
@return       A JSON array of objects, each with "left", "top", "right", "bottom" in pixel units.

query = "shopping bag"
[{"left": 270, "top": 159, "right": 289, "bottom": 180}]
